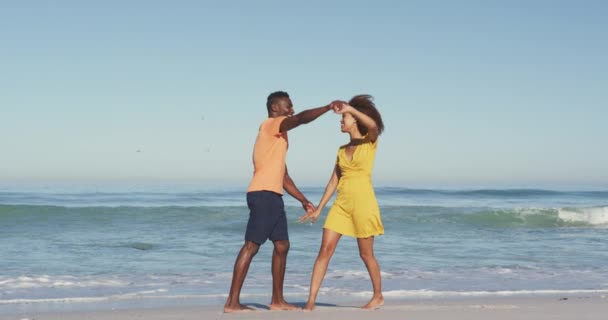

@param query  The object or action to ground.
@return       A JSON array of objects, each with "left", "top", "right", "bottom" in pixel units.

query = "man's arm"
[
  {"left": 279, "top": 101, "right": 342, "bottom": 132},
  {"left": 283, "top": 166, "right": 314, "bottom": 212}
]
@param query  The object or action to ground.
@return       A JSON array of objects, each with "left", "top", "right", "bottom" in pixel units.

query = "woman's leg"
[
  {"left": 303, "top": 228, "right": 342, "bottom": 311},
  {"left": 357, "top": 236, "right": 384, "bottom": 309}
]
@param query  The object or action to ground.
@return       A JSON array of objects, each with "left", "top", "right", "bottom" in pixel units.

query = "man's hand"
[
  {"left": 329, "top": 100, "right": 346, "bottom": 111},
  {"left": 302, "top": 200, "right": 316, "bottom": 213}
]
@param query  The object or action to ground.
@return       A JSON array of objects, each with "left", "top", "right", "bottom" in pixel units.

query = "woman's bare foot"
[
  {"left": 361, "top": 295, "right": 384, "bottom": 310},
  {"left": 303, "top": 302, "right": 315, "bottom": 312},
  {"left": 269, "top": 301, "right": 301, "bottom": 311},
  {"left": 223, "top": 303, "right": 255, "bottom": 313}
]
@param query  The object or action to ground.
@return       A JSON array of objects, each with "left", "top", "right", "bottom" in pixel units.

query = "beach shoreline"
[{"left": 2, "top": 293, "right": 606, "bottom": 320}]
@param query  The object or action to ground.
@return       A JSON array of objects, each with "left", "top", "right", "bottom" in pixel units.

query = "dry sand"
[{"left": 2, "top": 294, "right": 606, "bottom": 320}]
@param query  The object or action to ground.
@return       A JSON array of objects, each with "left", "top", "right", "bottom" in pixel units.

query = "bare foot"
[
  {"left": 303, "top": 302, "right": 315, "bottom": 312},
  {"left": 361, "top": 295, "right": 384, "bottom": 310},
  {"left": 224, "top": 304, "right": 255, "bottom": 313},
  {"left": 269, "top": 301, "right": 301, "bottom": 311}
]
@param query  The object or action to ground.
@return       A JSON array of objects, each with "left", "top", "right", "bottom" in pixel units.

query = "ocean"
[{"left": 1, "top": 184, "right": 607, "bottom": 307}]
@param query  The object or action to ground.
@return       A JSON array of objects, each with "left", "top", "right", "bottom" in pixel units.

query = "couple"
[{"left": 224, "top": 91, "right": 385, "bottom": 313}]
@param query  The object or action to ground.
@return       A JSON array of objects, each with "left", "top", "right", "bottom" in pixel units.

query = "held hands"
[
  {"left": 302, "top": 200, "right": 316, "bottom": 213},
  {"left": 329, "top": 100, "right": 346, "bottom": 111},
  {"left": 299, "top": 208, "right": 322, "bottom": 224},
  {"left": 331, "top": 101, "right": 354, "bottom": 114},
  {"left": 299, "top": 199, "right": 321, "bottom": 224}
]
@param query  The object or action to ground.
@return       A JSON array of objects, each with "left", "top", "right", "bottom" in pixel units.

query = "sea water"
[{"left": 1, "top": 184, "right": 607, "bottom": 307}]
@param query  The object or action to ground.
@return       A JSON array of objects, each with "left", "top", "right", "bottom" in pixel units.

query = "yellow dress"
[{"left": 323, "top": 136, "right": 384, "bottom": 238}]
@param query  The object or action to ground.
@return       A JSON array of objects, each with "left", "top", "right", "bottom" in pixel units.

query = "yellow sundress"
[{"left": 323, "top": 136, "right": 384, "bottom": 238}]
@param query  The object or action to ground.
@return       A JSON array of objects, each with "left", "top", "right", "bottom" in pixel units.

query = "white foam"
[
  {"left": 558, "top": 206, "right": 608, "bottom": 225},
  {"left": 326, "top": 270, "right": 393, "bottom": 280},
  {"left": 0, "top": 275, "right": 129, "bottom": 289},
  {"left": 0, "top": 291, "right": 302, "bottom": 305}
]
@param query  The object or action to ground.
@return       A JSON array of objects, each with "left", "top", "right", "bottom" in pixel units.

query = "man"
[{"left": 224, "top": 91, "right": 337, "bottom": 313}]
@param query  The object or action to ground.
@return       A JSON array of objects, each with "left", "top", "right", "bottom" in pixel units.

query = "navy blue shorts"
[{"left": 245, "top": 191, "right": 289, "bottom": 245}]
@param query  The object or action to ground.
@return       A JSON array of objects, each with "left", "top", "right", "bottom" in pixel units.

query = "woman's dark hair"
[{"left": 349, "top": 94, "right": 384, "bottom": 136}]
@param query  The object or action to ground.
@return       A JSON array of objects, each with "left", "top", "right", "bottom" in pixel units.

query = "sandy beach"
[{"left": 2, "top": 294, "right": 606, "bottom": 320}]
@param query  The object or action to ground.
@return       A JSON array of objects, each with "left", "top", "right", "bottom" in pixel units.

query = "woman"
[{"left": 300, "top": 94, "right": 385, "bottom": 311}]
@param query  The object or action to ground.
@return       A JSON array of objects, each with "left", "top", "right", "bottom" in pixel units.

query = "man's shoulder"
[
  {"left": 264, "top": 115, "right": 287, "bottom": 123},
  {"left": 260, "top": 116, "right": 288, "bottom": 134}
]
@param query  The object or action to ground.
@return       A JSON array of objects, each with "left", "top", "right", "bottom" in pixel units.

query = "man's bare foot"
[
  {"left": 224, "top": 304, "right": 255, "bottom": 313},
  {"left": 361, "top": 295, "right": 384, "bottom": 310},
  {"left": 269, "top": 301, "right": 301, "bottom": 311},
  {"left": 303, "top": 302, "right": 315, "bottom": 312}
]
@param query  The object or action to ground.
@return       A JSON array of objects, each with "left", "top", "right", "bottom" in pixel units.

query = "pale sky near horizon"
[{"left": 1, "top": 1, "right": 607, "bottom": 189}]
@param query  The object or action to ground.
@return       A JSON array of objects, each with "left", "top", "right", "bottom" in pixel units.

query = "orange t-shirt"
[{"left": 247, "top": 116, "right": 289, "bottom": 195}]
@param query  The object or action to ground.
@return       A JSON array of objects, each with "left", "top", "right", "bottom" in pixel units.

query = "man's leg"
[
  {"left": 225, "top": 191, "right": 270, "bottom": 313},
  {"left": 224, "top": 240, "right": 260, "bottom": 313},
  {"left": 269, "top": 239, "right": 299, "bottom": 310}
]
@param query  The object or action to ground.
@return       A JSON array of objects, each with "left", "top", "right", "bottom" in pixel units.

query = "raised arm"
[
  {"left": 279, "top": 101, "right": 343, "bottom": 132},
  {"left": 334, "top": 103, "right": 379, "bottom": 142},
  {"left": 283, "top": 166, "right": 314, "bottom": 212},
  {"left": 299, "top": 164, "right": 340, "bottom": 224}
]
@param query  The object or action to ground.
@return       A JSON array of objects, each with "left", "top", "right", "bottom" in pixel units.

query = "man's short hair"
[{"left": 266, "top": 91, "right": 290, "bottom": 113}]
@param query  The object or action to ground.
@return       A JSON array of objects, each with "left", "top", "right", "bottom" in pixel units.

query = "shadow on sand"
[{"left": 243, "top": 301, "right": 341, "bottom": 310}]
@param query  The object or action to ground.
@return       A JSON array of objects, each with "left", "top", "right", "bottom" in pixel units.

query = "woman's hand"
[{"left": 299, "top": 209, "right": 322, "bottom": 224}]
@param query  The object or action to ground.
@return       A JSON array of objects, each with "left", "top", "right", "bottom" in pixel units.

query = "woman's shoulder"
[{"left": 362, "top": 134, "right": 378, "bottom": 146}]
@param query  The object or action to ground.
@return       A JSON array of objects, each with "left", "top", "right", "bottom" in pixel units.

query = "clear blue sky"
[{"left": 1, "top": 1, "right": 607, "bottom": 188}]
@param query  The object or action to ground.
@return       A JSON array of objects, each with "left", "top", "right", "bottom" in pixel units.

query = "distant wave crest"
[
  {"left": 558, "top": 206, "right": 608, "bottom": 225},
  {"left": 1, "top": 204, "right": 607, "bottom": 228},
  {"left": 378, "top": 206, "right": 608, "bottom": 228}
]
